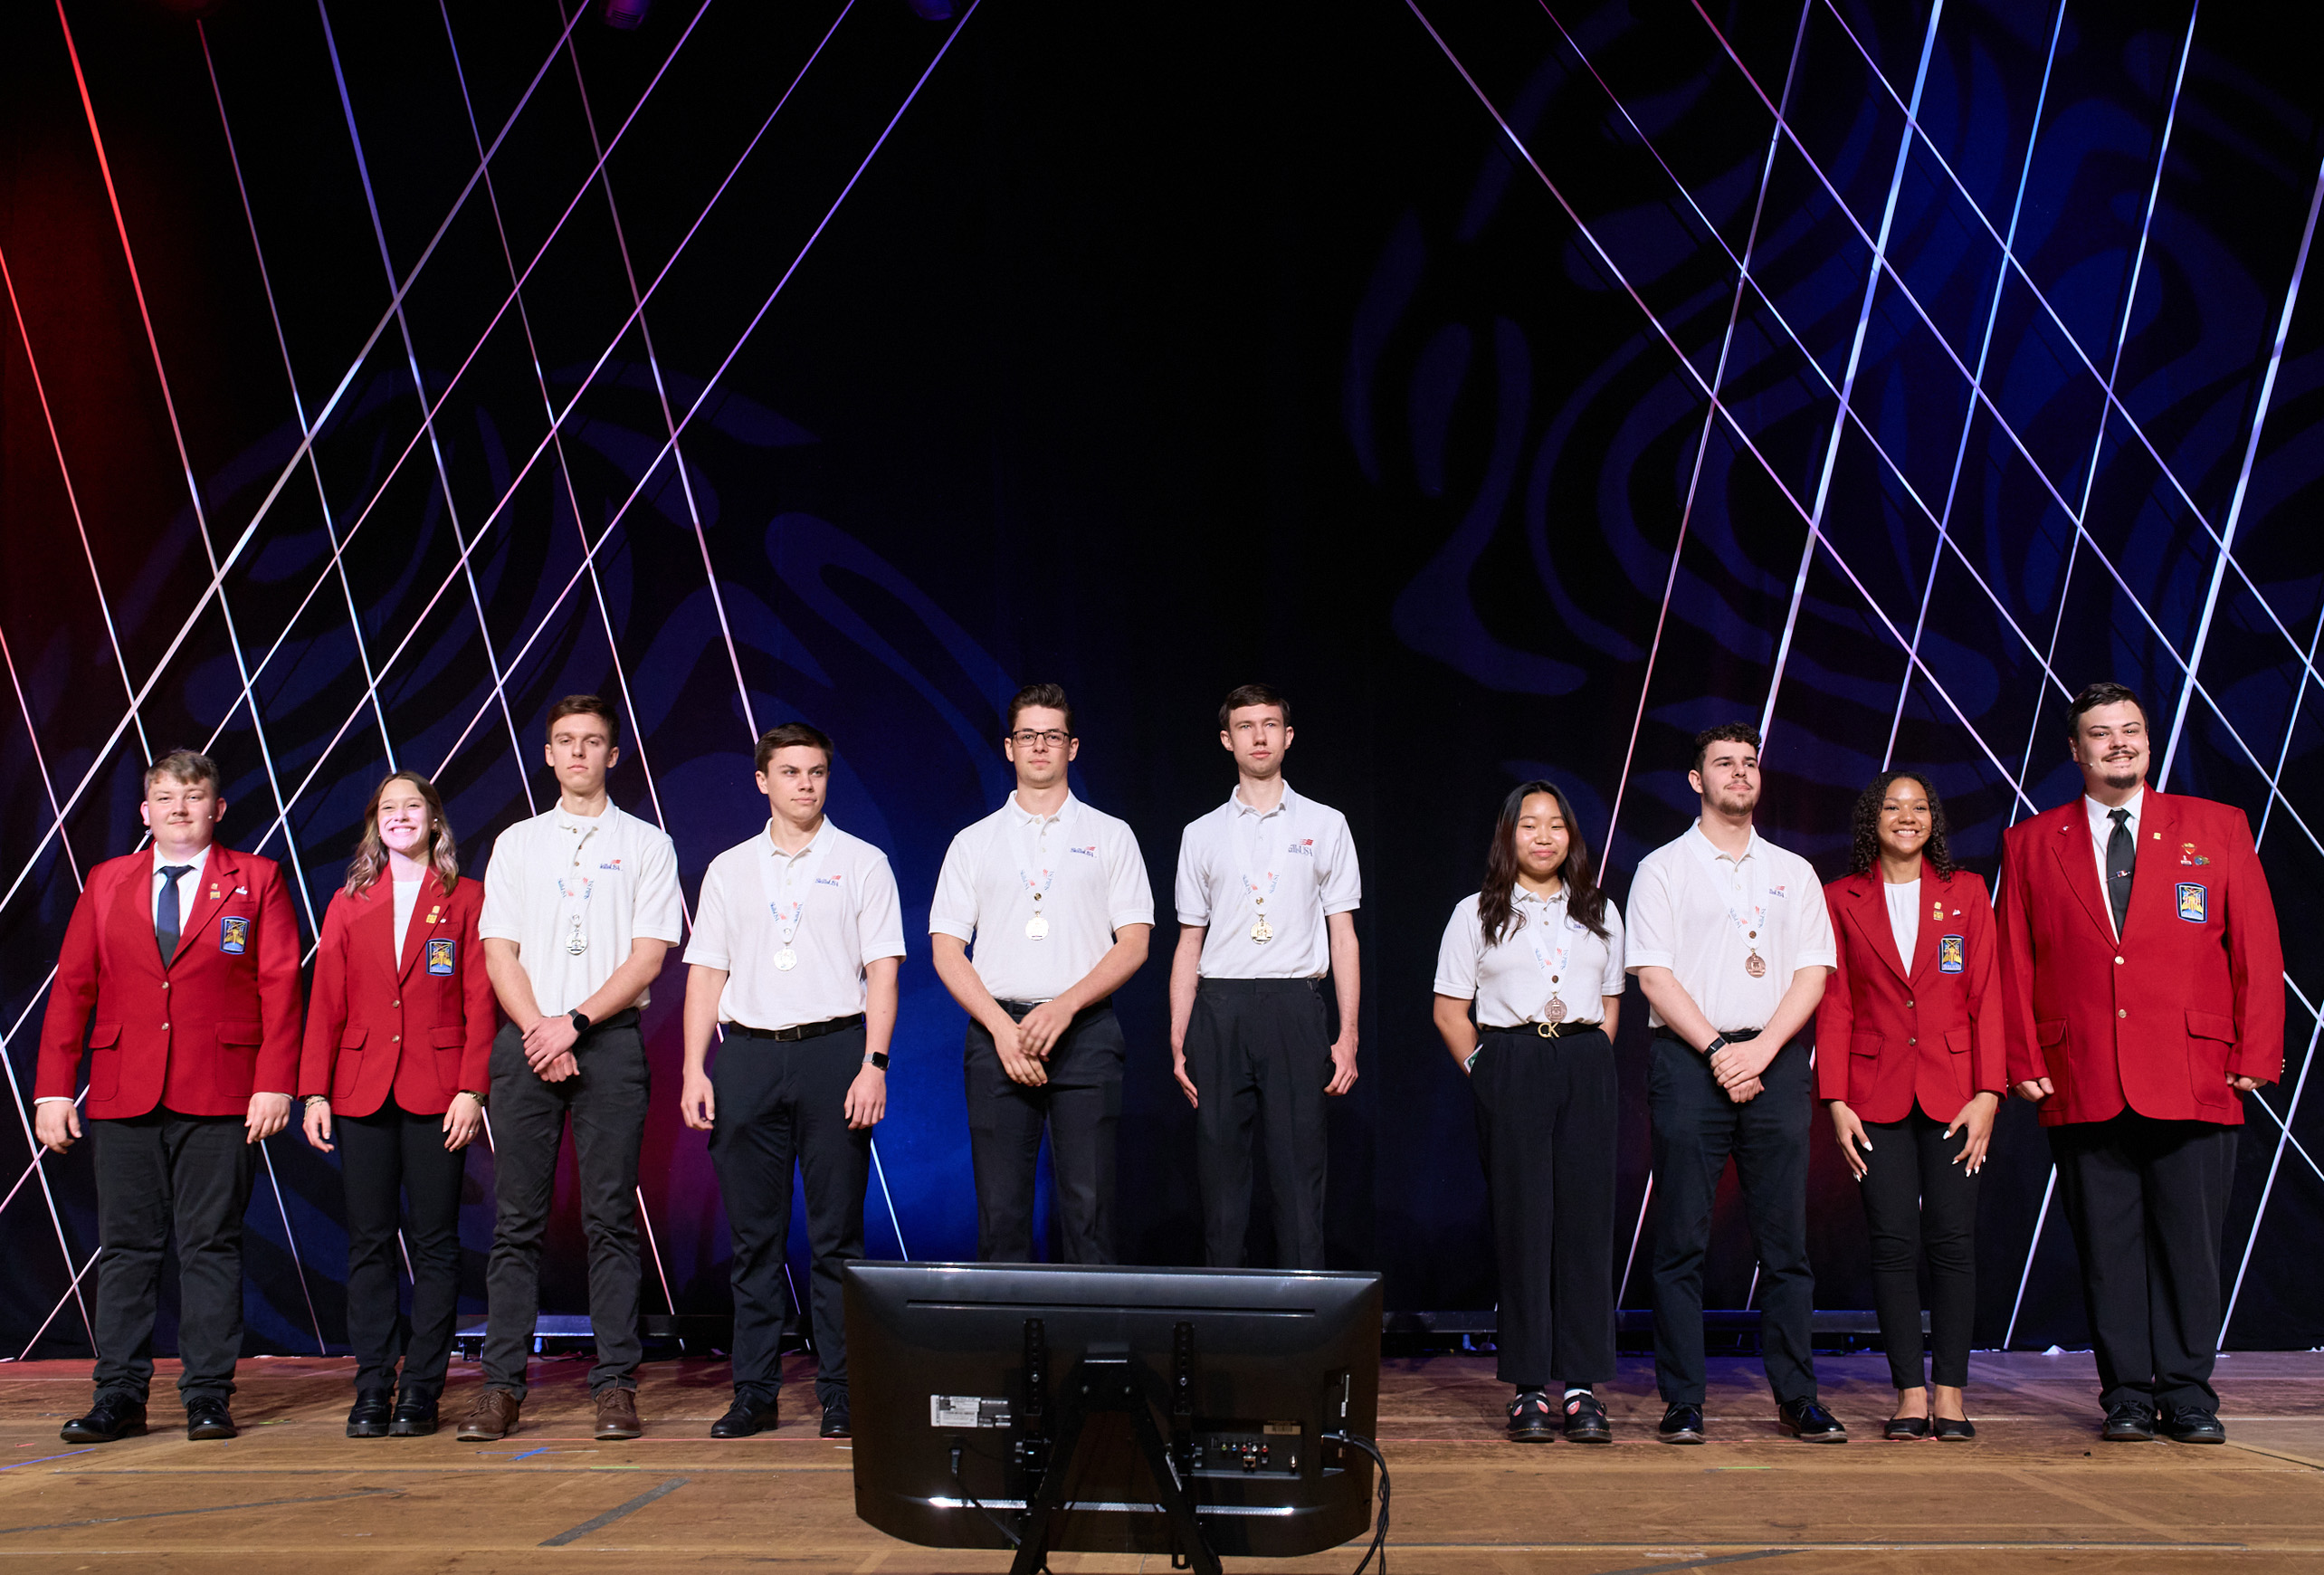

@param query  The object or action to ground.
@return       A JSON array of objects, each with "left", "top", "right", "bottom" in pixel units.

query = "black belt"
[
  {"left": 580, "top": 1008, "right": 641, "bottom": 1035},
  {"left": 729, "top": 1013, "right": 865, "bottom": 1043},
  {"left": 1654, "top": 1025, "right": 1761, "bottom": 1045},
  {"left": 996, "top": 996, "right": 1113, "bottom": 1026},
  {"left": 1489, "top": 1021, "right": 1605, "bottom": 1040}
]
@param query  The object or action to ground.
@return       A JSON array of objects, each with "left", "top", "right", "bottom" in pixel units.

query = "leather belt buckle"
[{"left": 1536, "top": 1021, "right": 1561, "bottom": 1039}]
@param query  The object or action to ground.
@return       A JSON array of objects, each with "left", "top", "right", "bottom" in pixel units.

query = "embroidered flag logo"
[
  {"left": 426, "top": 937, "right": 456, "bottom": 976},
  {"left": 219, "top": 915, "right": 249, "bottom": 954}
]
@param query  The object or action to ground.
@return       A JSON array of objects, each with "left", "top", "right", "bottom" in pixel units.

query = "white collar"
[
  {"left": 1230, "top": 781, "right": 1297, "bottom": 818},
  {"left": 1686, "top": 820, "right": 1759, "bottom": 864},
  {"left": 764, "top": 816, "right": 833, "bottom": 860},
  {"left": 2084, "top": 786, "right": 2146, "bottom": 830},
  {"left": 1007, "top": 790, "right": 1077, "bottom": 827},
  {"left": 152, "top": 844, "right": 213, "bottom": 876},
  {"left": 1514, "top": 883, "right": 1568, "bottom": 909},
  {"left": 554, "top": 800, "right": 619, "bottom": 834}
]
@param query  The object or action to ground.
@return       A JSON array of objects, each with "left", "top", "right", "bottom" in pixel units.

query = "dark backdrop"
[{"left": 5, "top": 0, "right": 2320, "bottom": 1359}]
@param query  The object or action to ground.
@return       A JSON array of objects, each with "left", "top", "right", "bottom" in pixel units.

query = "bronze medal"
[{"left": 1744, "top": 951, "right": 1767, "bottom": 978}]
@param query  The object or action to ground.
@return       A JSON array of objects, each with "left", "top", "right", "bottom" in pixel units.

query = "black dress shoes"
[
  {"left": 1657, "top": 1403, "right": 1705, "bottom": 1445},
  {"left": 711, "top": 1398, "right": 781, "bottom": 1438},
  {"left": 1777, "top": 1399, "right": 1848, "bottom": 1442},
  {"left": 186, "top": 1397, "right": 238, "bottom": 1440},
  {"left": 388, "top": 1395, "right": 440, "bottom": 1437},
  {"left": 1883, "top": 1414, "right": 1930, "bottom": 1440},
  {"left": 2101, "top": 1404, "right": 2157, "bottom": 1442},
  {"left": 2163, "top": 1408, "right": 2226, "bottom": 1444},
  {"left": 59, "top": 1396, "right": 147, "bottom": 1444},
  {"left": 347, "top": 1392, "right": 394, "bottom": 1438},
  {"left": 1931, "top": 1415, "right": 1976, "bottom": 1441},
  {"left": 820, "top": 1397, "right": 852, "bottom": 1439},
  {"left": 1505, "top": 1389, "right": 1556, "bottom": 1443}
]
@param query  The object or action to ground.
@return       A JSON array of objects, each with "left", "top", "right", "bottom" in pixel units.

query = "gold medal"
[{"left": 1251, "top": 916, "right": 1273, "bottom": 944}]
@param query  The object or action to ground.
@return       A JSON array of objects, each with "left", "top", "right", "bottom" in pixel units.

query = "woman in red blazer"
[
  {"left": 300, "top": 772, "right": 493, "bottom": 1438},
  {"left": 1817, "top": 770, "right": 2005, "bottom": 1442}
]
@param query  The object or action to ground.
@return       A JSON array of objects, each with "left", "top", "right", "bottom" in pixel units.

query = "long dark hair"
[
  {"left": 1847, "top": 769, "right": 1957, "bottom": 879},
  {"left": 1479, "top": 779, "right": 1609, "bottom": 945}
]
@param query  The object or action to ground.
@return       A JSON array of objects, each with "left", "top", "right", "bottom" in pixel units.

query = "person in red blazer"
[
  {"left": 300, "top": 771, "right": 493, "bottom": 1439},
  {"left": 1998, "top": 682, "right": 2284, "bottom": 1446},
  {"left": 1817, "top": 770, "right": 2005, "bottom": 1443},
  {"left": 33, "top": 749, "right": 300, "bottom": 1445}
]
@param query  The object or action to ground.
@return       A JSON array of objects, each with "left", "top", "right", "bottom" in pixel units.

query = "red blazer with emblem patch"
[
  {"left": 1996, "top": 789, "right": 2283, "bottom": 1128},
  {"left": 35, "top": 845, "right": 304, "bottom": 1118},
  {"left": 298, "top": 874, "right": 493, "bottom": 1117},
  {"left": 1815, "top": 868, "right": 2006, "bottom": 1123}
]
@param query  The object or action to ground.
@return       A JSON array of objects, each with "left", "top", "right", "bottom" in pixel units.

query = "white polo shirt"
[
  {"left": 686, "top": 818, "right": 905, "bottom": 1032},
  {"left": 1174, "top": 782, "right": 1361, "bottom": 979},
  {"left": 1624, "top": 822, "right": 1834, "bottom": 1033},
  {"left": 929, "top": 791, "right": 1153, "bottom": 1004},
  {"left": 479, "top": 800, "right": 683, "bottom": 1017},
  {"left": 1434, "top": 887, "right": 1627, "bottom": 1029}
]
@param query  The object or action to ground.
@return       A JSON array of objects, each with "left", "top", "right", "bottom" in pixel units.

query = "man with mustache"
[{"left": 1997, "top": 682, "right": 2282, "bottom": 1445}]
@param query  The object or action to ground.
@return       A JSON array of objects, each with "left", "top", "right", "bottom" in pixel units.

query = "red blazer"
[
  {"left": 1997, "top": 790, "right": 2283, "bottom": 1128},
  {"left": 36, "top": 845, "right": 303, "bottom": 1118},
  {"left": 299, "top": 875, "right": 493, "bottom": 1117},
  {"left": 1815, "top": 868, "right": 2006, "bottom": 1122}
]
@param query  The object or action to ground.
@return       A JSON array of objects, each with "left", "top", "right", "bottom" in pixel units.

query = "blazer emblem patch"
[
  {"left": 426, "top": 937, "right": 456, "bottom": 976},
  {"left": 219, "top": 915, "right": 249, "bottom": 954},
  {"left": 2176, "top": 883, "right": 2208, "bottom": 923},
  {"left": 1938, "top": 934, "right": 1965, "bottom": 974}
]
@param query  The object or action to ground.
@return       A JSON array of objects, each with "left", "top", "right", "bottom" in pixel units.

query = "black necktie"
[
  {"left": 2106, "top": 808, "right": 2134, "bottom": 938},
  {"left": 157, "top": 864, "right": 193, "bottom": 963}
]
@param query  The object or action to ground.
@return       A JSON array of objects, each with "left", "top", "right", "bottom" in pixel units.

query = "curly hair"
[{"left": 1847, "top": 769, "right": 1957, "bottom": 879}]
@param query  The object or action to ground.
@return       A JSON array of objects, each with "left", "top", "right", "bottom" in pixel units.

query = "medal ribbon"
[
  {"left": 1520, "top": 893, "right": 1578, "bottom": 1016},
  {"left": 759, "top": 830, "right": 832, "bottom": 951}
]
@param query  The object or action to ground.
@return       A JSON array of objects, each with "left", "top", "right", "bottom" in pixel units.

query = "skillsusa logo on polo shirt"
[
  {"left": 1068, "top": 844, "right": 1100, "bottom": 858},
  {"left": 1286, "top": 839, "right": 1317, "bottom": 857},
  {"left": 815, "top": 873, "right": 845, "bottom": 889}
]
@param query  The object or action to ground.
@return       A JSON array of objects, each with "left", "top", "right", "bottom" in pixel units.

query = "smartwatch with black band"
[
  {"left": 1705, "top": 1034, "right": 1729, "bottom": 1057},
  {"left": 863, "top": 1050, "right": 890, "bottom": 1070},
  {"left": 569, "top": 1009, "right": 592, "bottom": 1036}
]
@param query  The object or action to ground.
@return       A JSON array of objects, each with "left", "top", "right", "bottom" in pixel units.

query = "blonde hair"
[{"left": 343, "top": 771, "right": 460, "bottom": 897}]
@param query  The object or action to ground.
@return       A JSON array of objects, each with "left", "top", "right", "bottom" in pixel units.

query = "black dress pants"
[
  {"left": 965, "top": 1002, "right": 1123, "bottom": 1265},
  {"left": 482, "top": 1015, "right": 649, "bottom": 1399},
  {"left": 1647, "top": 1031, "right": 1817, "bottom": 1408},
  {"left": 338, "top": 1098, "right": 470, "bottom": 1404},
  {"left": 1471, "top": 1026, "right": 1617, "bottom": 1389},
  {"left": 710, "top": 1023, "right": 871, "bottom": 1410},
  {"left": 90, "top": 1110, "right": 257, "bottom": 1405},
  {"left": 1855, "top": 1104, "right": 1977, "bottom": 1390},
  {"left": 2050, "top": 1111, "right": 2237, "bottom": 1415},
  {"left": 1186, "top": 978, "right": 1331, "bottom": 1270}
]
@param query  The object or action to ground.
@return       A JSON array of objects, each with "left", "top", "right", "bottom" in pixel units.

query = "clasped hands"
[
  {"left": 522, "top": 1012, "right": 581, "bottom": 1082},
  {"left": 990, "top": 1000, "right": 1078, "bottom": 1086},
  {"left": 1707, "top": 1036, "right": 1773, "bottom": 1103}
]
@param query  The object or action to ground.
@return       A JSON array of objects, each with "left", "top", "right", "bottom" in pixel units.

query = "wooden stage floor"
[{"left": 4, "top": 1350, "right": 2322, "bottom": 1570}]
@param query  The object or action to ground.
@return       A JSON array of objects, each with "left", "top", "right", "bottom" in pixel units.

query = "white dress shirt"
[
  {"left": 479, "top": 800, "right": 683, "bottom": 1016},
  {"left": 929, "top": 791, "right": 1153, "bottom": 1003},
  {"left": 1625, "top": 822, "right": 1836, "bottom": 1032},
  {"left": 2084, "top": 786, "right": 2145, "bottom": 940},
  {"left": 150, "top": 844, "right": 213, "bottom": 930},
  {"left": 393, "top": 875, "right": 423, "bottom": 969},
  {"left": 686, "top": 819, "right": 905, "bottom": 1032},
  {"left": 1174, "top": 783, "right": 1361, "bottom": 979},
  {"left": 1434, "top": 886, "right": 1627, "bottom": 1029},
  {"left": 1884, "top": 877, "right": 1920, "bottom": 968}
]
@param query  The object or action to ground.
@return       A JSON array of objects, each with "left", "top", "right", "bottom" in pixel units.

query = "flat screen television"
[{"left": 846, "top": 1262, "right": 1381, "bottom": 1568}]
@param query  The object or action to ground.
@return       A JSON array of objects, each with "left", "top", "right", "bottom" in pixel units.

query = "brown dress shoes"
[
  {"left": 457, "top": 1389, "right": 521, "bottom": 1441},
  {"left": 594, "top": 1386, "right": 643, "bottom": 1441}
]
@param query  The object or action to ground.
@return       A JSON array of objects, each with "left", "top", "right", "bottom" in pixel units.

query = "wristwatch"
[
  {"left": 1705, "top": 1034, "right": 1729, "bottom": 1056},
  {"left": 863, "top": 1050, "right": 890, "bottom": 1070},
  {"left": 569, "top": 1009, "right": 592, "bottom": 1036}
]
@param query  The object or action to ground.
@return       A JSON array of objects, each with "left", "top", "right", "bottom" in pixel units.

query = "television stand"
[{"left": 1011, "top": 1344, "right": 1221, "bottom": 1575}]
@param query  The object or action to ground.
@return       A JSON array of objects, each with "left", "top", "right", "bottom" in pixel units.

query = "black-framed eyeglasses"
[{"left": 1009, "top": 730, "right": 1072, "bottom": 749}]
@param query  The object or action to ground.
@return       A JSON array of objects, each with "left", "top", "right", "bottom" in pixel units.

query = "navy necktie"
[
  {"left": 157, "top": 864, "right": 193, "bottom": 963},
  {"left": 2106, "top": 809, "right": 2134, "bottom": 938}
]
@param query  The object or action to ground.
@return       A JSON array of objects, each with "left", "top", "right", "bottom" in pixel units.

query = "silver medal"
[
  {"left": 565, "top": 920, "right": 588, "bottom": 957},
  {"left": 774, "top": 948, "right": 799, "bottom": 971},
  {"left": 1025, "top": 913, "right": 1050, "bottom": 940}
]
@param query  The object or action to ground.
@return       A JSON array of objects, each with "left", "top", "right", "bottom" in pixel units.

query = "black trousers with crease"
[
  {"left": 966, "top": 1003, "right": 1124, "bottom": 1265},
  {"left": 1186, "top": 978, "right": 1330, "bottom": 1271},
  {"left": 1471, "top": 1026, "right": 1618, "bottom": 1389},
  {"left": 90, "top": 1110, "right": 257, "bottom": 1406},
  {"left": 338, "top": 1097, "right": 470, "bottom": 1404},
  {"left": 1853, "top": 1104, "right": 1978, "bottom": 1391}
]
